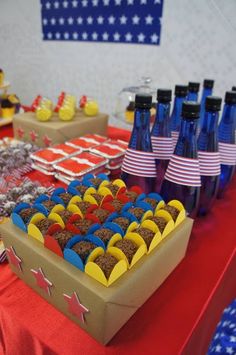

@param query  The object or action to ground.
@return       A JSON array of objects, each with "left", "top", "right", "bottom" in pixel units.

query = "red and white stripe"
[
  {"left": 198, "top": 151, "right": 221, "bottom": 176},
  {"left": 219, "top": 142, "right": 236, "bottom": 166},
  {"left": 151, "top": 136, "right": 174, "bottom": 160},
  {"left": 171, "top": 131, "right": 179, "bottom": 148},
  {"left": 164, "top": 154, "right": 201, "bottom": 187},
  {"left": 121, "top": 148, "right": 157, "bottom": 177}
]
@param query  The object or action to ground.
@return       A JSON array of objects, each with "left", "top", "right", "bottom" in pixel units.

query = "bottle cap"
[
  {"left": 188, "top": 82, "right": 200, "bottom": 93},
  {"left": 157, "top": 89, "right": 172, "bottom": 103},
  {"left": 135, "top": 94, "right": 152, "bottom": 109},
  {"left": 205, "top": 96, "right": 222, "bottom": 112},
  {"left": 232, "top": 86, "right": 236, "bottom": 91},
  {"left": 174, "top": 85, "right": 188, "bottom": 97},
  {"left": 182, "top": 101, "right": 200, "bottom": 119},
  {"left": 225, "top": 91, "right": 236, "bottom": 104},
  {"left": 203, "top": 79, "right": 214, "bottom": 89}
]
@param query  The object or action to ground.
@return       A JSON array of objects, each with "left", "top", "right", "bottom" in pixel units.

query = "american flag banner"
[{"left": 40, "top": 0, "right": 163, "bottom": 45}]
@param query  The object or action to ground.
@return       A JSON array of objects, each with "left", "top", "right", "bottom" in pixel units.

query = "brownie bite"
[
  {"left": 91, "top": 193, "right": 103, "bottom": 205},
  {"left": 92, "top": 208, "right": 109, "bottom": 223},
  {"left": 89, "top": 177, "right": 103, "bottom": 188},
  {"left": 42, "top": 200, "right": 56, "bottom": 211},
  {"left": 72, "top": 241, "right": 96, "bottom": 262},
  {"left": 128, "top": 207, "right": 144, "bottom": 220},
  {"left": 112, "top": 217, "right": 130, "bottom": 232},
  {"left": 35, "top": 218, "right": 55, "bottom": 235},
  {"left": 148, "top": 216, "right": 167, "bottom": 233},
  {"left": 114, "top": 239, "right": 138, "bottom": 263},
  {"left": 144, "top": 197, "right": 158, "bottom": 210},
  {"left": 73, "top": 218, "right": 93, "bottom": 235},
  {"left": 162, "top": 205, "right": 179, "bottom": 221},
  {"left": 75, "top": 201, "right": 91, "bottom": 215},
  {"left": 93, "top": 228, "right": 114, "bottom": 244},
  {"left": 75, "top": 185, "right": 88, "bottom": 196},
  {"left": 111, "top": 199, "right": 124, "bottom": 212},
  {"left": 105, "top": 183, "right": 119, "bottom": 196},
  {"left": 52, "top": 230, "right": 73, "bottom": 250},
  {"left": 94, "top": 253, "right": 118, "bottom": 279},
  {"left": 125, "top": 191, "right": 138, "bottom": 202},
  {"left": 133, "top": 227, "right": 155, "bottom": 248},
  {"left": 57, "top": 210, "right": 73, "bottom": 224},
  {"left": 58, "top": 192, "right": 73, "bottom": 205},
  {"left": 19, "top": 207, "right": 38, "bottom": 223}
]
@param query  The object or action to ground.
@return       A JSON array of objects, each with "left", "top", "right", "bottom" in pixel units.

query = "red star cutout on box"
[
  {"left": 6, "top": 246, "right": 22, "bottom": 271},
  {"left": 29, "top": 130, "right": 38, "bottom": 142},
  {"left": 64, "top": 291, "right": 89, "bottom": 323},
  {"left": 31, "top": 267, "right": 52, "bottom": 296},
  {"left": 43, "top": 135, "right": 52, "bottom": 147},
  {"left": 17, "top": 127, "right": 24, "bottom": 138}
]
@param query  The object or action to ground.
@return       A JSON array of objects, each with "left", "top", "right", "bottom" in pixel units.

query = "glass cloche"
[{"left": 114, "top": 77, "right": 157, "bottom": 126}]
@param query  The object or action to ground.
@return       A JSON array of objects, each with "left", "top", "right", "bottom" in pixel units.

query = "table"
[{"left": 0, "top": 124, "right": 236, "bottom": 355}]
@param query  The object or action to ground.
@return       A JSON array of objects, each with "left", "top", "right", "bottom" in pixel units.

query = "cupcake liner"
[
  {"left": 27, "top": 213, "right": 64, "bottom": 244},
  {"left": 156, "top": 200, "right": 186, "bottom": 227},
  {"left": 11, "top": 203, "right": 44, "bottom": 232},
  {"left": 136, "top": 192, "right": 164, "bottom": 212},
  {"left": 108, "top": 234, "right": 147, "bottom": 269},
  {"left": 85, "top": 247, "right": 127, "bottom": 287},
  {"left": 64, "top": 235, "right": 106, "bottom": 271},
  {"left": 106, "top": 211, "right": 139, "bottom": 234},
  {"left": 44, "top": 224, "right": 79, "bottom": 258},
  {"left": 125, "top": 220, "right": 162, "bottom": 254},
  {"left": 122, "top": 201, "right": 153, "bottom": 222}
]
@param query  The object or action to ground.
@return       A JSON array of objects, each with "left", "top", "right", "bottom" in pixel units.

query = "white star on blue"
[{"left": 41, "top": 0, "right": 163, "bottom": 45}]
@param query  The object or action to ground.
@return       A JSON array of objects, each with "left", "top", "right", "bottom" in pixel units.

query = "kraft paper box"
[
  {"left": 0, "top": 218, "right": 193, "bottom": 344},
  {"left": 13, "top": 111, "right": 109, "bottom": 147}
]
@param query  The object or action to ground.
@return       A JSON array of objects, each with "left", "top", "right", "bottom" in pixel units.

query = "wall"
[{"left": 0, "top": 0, "right": 235, "bottom": 124}]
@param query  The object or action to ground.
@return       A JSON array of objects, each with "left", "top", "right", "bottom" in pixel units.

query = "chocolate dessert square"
[
  {"left": 94, "top": 253, "right": 118, "bottom": 279},
  {"left": 42, "top": 200, "right": 56, "bottom": 211},
  {"left": 134, "top": 227, "right": 155, "bottom": 248},
  {"left": 35, "top": 218, "right": 55, "bottom": 235},
  {"left": 148, "top": 216, "right": 167, "bottom": 233},
  {"left": 73, "top": 219, "right": 93, "bottom": 235},
  {"left": 19, "top": 208, "right": 38, "bottom": 223},
  {"left": 58, "top": 192, "right": 73, "bottom": 205},
  {"left": 53, "top": 230, "right": 73, "bottom": 250},
  {"left": 162, "top": 205, "right": 179, "bottom": 221},
  {"left": 114, "top": 239, "right": 138, "bottom": 263},
  {"left": 128, "top": 207, "right": 144, "bottom": 220},
  {"left": 112, "top": 217, "right": 130, "bottom": 232},
  {"left": 92, "top": 209, "right": 109, "bottom": 223},
  {"left": 57, "top": 210, "right": 73, "bottom": 224},
  {"left": 72, "top": 241, "right": 96, "bottom": 262},
  {"left": 93, "top": 228, "right": 114, "bottom": 244}
]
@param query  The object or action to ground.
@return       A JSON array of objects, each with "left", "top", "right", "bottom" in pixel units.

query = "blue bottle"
[
  {"left": 197, "top": 97, "right": 222, "bottom": 216},
  {"left": 121, "top": 94, "right": 156, "bottom": 193},
  {"left": 187, "top": 82, "right": 200, "bottom": 101},
  {"left": 151, "top": 89, "right": 173, "bottom": 193},
  {"left": 199, "top": 79, "right": 214, "bottom": 130},
  {"left": 217, "top": 91, "right": 236, "bottom": 198},
  {"left": 161, "top": 102, "right": 201, "bottom": 217},
  {"left": 171, "top": 85, "right": 188, "bottom": 148}
]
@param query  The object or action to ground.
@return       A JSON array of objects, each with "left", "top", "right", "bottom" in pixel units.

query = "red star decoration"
[
  {"left": 43, "top": 135, "right": 52, "bottom": 147},
  {"left": 64, "top": 291, "right": 89, "bottom": 323},
  {"left": 6, "top": 246, "right": 22, "bottom": 271},
  {"left": 29, "top": 130, "right": 38, "bottom": 142},
  {"left": 17, "top": 127, "right": 24, "bottom": 138},
  {"left": 31, "top": 267, "right": 52, "bottom": 296}
]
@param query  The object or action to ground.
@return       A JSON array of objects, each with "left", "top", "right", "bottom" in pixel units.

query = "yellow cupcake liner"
[{"left": 85, "top": 247, "right": 127, "bottom": 287}]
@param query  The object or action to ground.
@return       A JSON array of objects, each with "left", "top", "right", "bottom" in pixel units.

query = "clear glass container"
[{"left": 114, "top": 77, "right": 156, "bottom": 129}]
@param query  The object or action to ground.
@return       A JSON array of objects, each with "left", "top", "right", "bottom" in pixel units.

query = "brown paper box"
[
  {"left": 13, "top": 111, "right": 109, "bottom": 147},
  {"left": 0, "top": 218, "right": 193, "bottom": 344}
]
